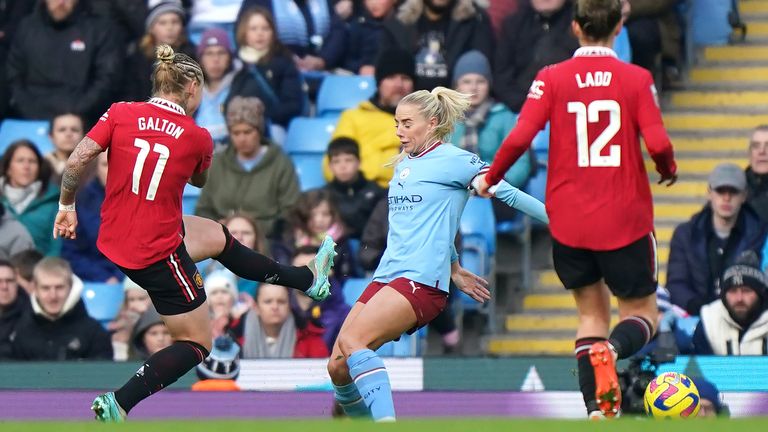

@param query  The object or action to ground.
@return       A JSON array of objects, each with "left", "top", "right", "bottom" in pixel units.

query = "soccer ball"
[{"left": 643, "top": 372, "right": 701, "bottom": 418}]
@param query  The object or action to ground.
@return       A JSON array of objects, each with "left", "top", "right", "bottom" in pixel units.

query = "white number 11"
[
  {"left": 567, "top": 100, "right": 621, "bottom": 167},
  {"left": 132, "top": 138, "right": 170, "bottom": 201}
]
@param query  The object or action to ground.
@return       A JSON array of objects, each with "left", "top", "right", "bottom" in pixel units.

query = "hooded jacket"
[
  {"left": 693, "top": 300, "right": 768, "bottom": 355},
  {"left": 130, "top": 306, "right": 164, "bottom": 360},
  {"left": 325, "top": 172, "right": 386, "bottom": 239},
  {"left": 11, "top": 276, "right": 113, "bottom": 360},
  {"left": 1, "top": 181, "right": 62, "bottom": 257}
]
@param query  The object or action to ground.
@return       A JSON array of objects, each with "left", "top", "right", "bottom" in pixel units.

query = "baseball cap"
[{"left": 708, "top": 163, "right": 746, "bottom": 191}]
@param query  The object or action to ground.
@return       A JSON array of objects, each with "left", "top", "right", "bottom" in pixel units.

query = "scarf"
[
  {"left": 2, "top": 179, "right": 41, "bottom": 214},
  {"left": 461, "top": 100, "right": 493, "bottom": 154},
  {"left": 242, "top": 308, "right": 297, "bottom": 358},
  {"left": 238, "top": 46, "right": 268, "bottom": 65}
]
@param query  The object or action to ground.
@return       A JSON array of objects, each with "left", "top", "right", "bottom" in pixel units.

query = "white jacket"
[{"left": 700, "top": 300, "right": 768, "bottom": 355}]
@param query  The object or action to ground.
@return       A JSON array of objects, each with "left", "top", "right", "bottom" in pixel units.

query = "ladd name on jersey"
[
  {"left": 575, "top": 71, "right": 612, "bottom": 88},
  {"left": 137, "top": 117, "right": 185, "bottom": 139}
]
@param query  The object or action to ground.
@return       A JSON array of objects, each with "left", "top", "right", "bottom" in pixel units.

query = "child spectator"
[
  {"left": 44, "top": 113, "right": 85, "bottom": 183},
  {"left": 110, "top": 277, "right": 151, "bottom": 361},
  {"left": 130, "top": 305, "right": 172, "bottom": 360},
  {"left": 204, "top": 269, "right": 248, "bottom": 339},
  {"left": 325, "top": 137, "right": 386, "bottom": 240}
]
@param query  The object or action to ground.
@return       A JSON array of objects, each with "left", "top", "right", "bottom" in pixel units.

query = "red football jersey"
[
  {"left": 487, "top": 47, "right": 676, "bottom": 250},
  {"left": 87, "top": 98, "right": 213, "bottom": 269}
]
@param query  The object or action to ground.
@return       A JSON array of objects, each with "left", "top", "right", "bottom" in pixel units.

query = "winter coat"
[
  {"left": 294, "top": 321, "right": 330, "bottom": 358},
  {"left": 123, "top": 40, "right": 196, "bottom": 102},
  {"left": 2, "top": 182, "right": 62, "bottom": 256},
  {"left": 0, "top": 0, "right": 36, "bottom": 119},
  {"left": 746, "top": 167, "right": 768, "bottom": 225},
  {"left": 195, "top": 143, "right": 300, "bottom": 237},
  {"left": 447, "top": 103, "right": 532, "bottom": 188},
  {"left": 0, "top": 206, "right": 35, "bottom": 260},
  {"left": 228, "top": 52, "right": 304, "bottom": 128},
  {"left": 325, "top": 173, "right": 387, "bottom": 239},
  {"left": 693, "top": 299, "right": 768, "bottom": 355},
  {"left": 324, "top": 98, "right": 401, "bottom": 188},
  {"left": 6, "top": 0, "right": 121, "bottom": 122},
  {"left": 380, "top": 0, "right": 495, "bottom": 90},
  {"left": 61, "top": 178, "right": 123, "bottom": 282},
  {"left": 494, "top": 2, "right": 579, "bottom": 112},
  {"left": 0, "top": 289, "right": 30, "bottom": 359},
  {"left": 667, "top": 204, "right": 768, "bottom": 315},
  {"left": 344, "top": 7, "right": 386, "bottom": 72},
  {"left": 11, "top": 277, "right": 113, "bottom": 360}
]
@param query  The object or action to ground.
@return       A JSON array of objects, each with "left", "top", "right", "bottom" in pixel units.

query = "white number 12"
[
  {"left": 132, "top": 138, "right": 169, "bottom": 201},
  {"left": 567, "top": 100, "right": 621, "bottom": 167}
]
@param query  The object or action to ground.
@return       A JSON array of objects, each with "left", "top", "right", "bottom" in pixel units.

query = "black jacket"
[
  {"left": 747, "top": 167, "right": 768, "bottom": 225},
  {"left": 344, "top": 8, "right": 386, "bottom": 72},
  {"left": 493, "top": 2, "right": 579, "bottom": 112},
  {"left": 11, "top": 298, "right": 113, "bottom": 361},
  {"left": 6, "top": 0, "right": 121, "bottom": 123},
  {"left": 359, "top": 197, "right": 388, "bottom": 271},
  {"left": 0, "top": 0, "right": 36, "bottom": 119},
  {"left": 0, "top": 289, "right": 30, "bottom": 360},
  {"left": 325, "top": 173, "right": 386, "bottom": 239}
]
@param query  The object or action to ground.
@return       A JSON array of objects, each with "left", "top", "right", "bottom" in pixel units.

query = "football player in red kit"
[
  {"left": 53, "top": 45, "right": 336, "bottom": 422},
  {"left": 476, "top": 0, "right": 677, "bottom": 419}
]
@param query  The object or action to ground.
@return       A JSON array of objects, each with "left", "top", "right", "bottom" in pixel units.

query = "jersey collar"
[
  {"left": 573, "top": 46, "right": 618, "bottom": 58},
  {"left": 148, "top": 97, "right": 186, "bottom": 115},
  {"left": 408, "top": 141, "right": 442, "bottom": 159}
]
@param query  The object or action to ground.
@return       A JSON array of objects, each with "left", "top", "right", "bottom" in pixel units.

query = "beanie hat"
[
  {"left": 197, "top": 27, "right": 233, "bottom": 58},
  {"left": 375, "top": 48, "right": 416, "bottom": 84},
  {"left": 226, "top": 96, "right": 266, "bottom": 134},
  {"left": 196, "top": 335, "right": 241, "bottom": 380},
  {"left": 146, "top": 0, "right": 186, "bottom": 32},
  {"left": 204, "top": 269, "right": 238, "bottom": 300},
  {"left": 453, "top": 50, "right": 492, "bottom": 85},
  {"left": 720, "top": 250, "right": 768, "bottom": 304}
]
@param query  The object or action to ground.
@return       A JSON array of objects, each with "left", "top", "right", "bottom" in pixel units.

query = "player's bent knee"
[
  {"left": 327, "top": 357, "right": 350, "bottom": 383},
  {"left": 337, "top": 332, "right": 365, "bottom": 357}
]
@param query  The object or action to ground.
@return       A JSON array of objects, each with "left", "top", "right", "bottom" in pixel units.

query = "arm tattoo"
[{"left": 60, "top": 137, "right": 104, "bottom": 205}]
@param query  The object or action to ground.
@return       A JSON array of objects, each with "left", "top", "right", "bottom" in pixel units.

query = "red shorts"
[{"left": 357, "top": 277, "right": 448, "bottom": 334}]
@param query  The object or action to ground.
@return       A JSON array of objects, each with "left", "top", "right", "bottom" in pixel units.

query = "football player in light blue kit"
[{"left": 326, "top": 87, "right": 549, "bottom": 421}]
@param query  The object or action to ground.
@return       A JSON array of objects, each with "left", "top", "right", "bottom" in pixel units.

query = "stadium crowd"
[{"left": 1, "top": 0, "right": 753, "bottom": 364}]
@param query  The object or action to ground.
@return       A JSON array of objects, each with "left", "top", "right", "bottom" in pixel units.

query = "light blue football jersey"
[{"left": 372, "top": 142, "right": 488, "bottom": 292}]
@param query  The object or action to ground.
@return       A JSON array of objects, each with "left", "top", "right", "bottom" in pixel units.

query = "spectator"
[
  {"left": 238, "top": 283, "right": 328, "bottom": 358},
  {"left": 110, "top": 277, "right": 150, "bottom": 361},
  {"left": 448, "top": 50, "right": 531, "bottom": 188},
  {"left": 9, "top": 249, "right": 43, "bottom": 295},
  {"left": 44, "top": 113, "right": 85, "bottom": 184},
  {"left": 0, "top": 0, "right": 36, "bottom": 120},
  {"left": 494, "top": 0, "right": 579, "bottom": 112},
  {"left": 291, "top": 246, "right": 350, "bottom": 351},
  {"left": 195, "top": 96, "right": 300, "bottom": 237},
  {"left": 130, "top": 304, "right": 172, "bottom": 360},
  {"left": 324, "top": 48, "right": 415, "bottom": 188},
  {"left": 380, "top": 0, "right": 494, "bottom": 90},
  {"left": 192, "top": 335, "right": 242, "bottom": 391},
  {"left": 124, "top": 0, "right": 195, "bottom": 101},
  {"left": 668, "top": 163, "right": 767, "bottom": 316},
  {"left": 486, "top": 0, "right": 519, "bottom": 38},
  {"left": 6, "top": 0, "right": 120, "bottom": 123},
  {"left": 624, "top": 0, "right": 680, "bottom": 87},
  {"left": 196, "top": 28, "right": 237, "bottom": 147},
  {"left": 691, "top": 377, "right": 728, "bottom": 417},
  {"left": 359, "top": 197, "right": 388, "bottom": 271},
  {"left": 231, "top": 6, "right": 304, "bottom": 137},
  {"left": 11, "top": 257, "right": 113, "bottom": 360},
  {"left": 61, "top": 152, "right": 122, "bottom": 283},
  {"left": 0, "top": 202, "right": 34, "bottom": 261},
  {"left": 344, "top": 0, "right": 398, "bottom": 75},
  {"left": 746, "top": 125, "right": 768, "bottom": 224},
  {"left": 692, "top": 252, "right": 768, "bottom": 355},
  {"left": 325, "top": 138, "right": 387, "bottom": 240},
  {"left": 1, "top": 140, "right": 61, "bottom": 256},
  {"left": 237, "top": 0, "right": 349, "bottom": 73},
  {"left": 0, "top": 259, "right": 30, "bottom": 359},
  {"left": 205, "top": 269, "right": 247, "bottom": 339}
]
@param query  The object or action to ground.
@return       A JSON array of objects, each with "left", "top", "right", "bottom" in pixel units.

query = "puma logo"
[{"left": 410, "top": 281, "right": 420, "bottom": 294}]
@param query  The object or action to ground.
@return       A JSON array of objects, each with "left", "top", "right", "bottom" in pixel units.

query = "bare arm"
[
  {"left": 188, "top": 169, "right": 208, "bottom": 188},
  {"left": 60, "top": 137, "right": 104, "bottom": 205}
]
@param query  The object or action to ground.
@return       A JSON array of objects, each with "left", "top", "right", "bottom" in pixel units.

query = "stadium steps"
[{"left": 487, "top": 4, "right": 768, "bottom": 356}]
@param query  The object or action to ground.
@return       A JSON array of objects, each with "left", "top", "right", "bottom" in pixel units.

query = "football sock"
[
  {"left": 216, "top": 224, "right": 313, "bottom": 291},
  {"left": 609, "top": 316, "right": 653, "bottom": 360},
  {"left": 347, "top": 349, "right": 396, "bottom": 421},
  {"left": 114, "top": 340, "right": 209, "bottom": 413},
  {"left": 333, "top": 382, "right": 370, "bottom": 417},
  {"left": 575, "top": 337, "right": 605, "bottom": 414}
]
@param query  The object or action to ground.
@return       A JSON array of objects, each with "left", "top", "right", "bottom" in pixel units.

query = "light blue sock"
[
  {"left": 333, "top": 382, "right": 369, "bottom": 418},
  {"left": 347, "top": 349, "right": 395, "bottom": 421}
]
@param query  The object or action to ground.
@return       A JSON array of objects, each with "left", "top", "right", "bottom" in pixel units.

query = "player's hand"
[
  {"left": 473, "top": 174, "right": 494, "bottom": 198},
  {"left": 53, "top": 210, "right": 78, "bottom": 240},
  {"left": 451, "top": 266, "right": 491, "bottom": 303},
  {"left": 657, "top": 173, "right": 678, "bottom": 187}
]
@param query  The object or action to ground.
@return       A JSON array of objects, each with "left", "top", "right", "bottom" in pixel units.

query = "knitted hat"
[
  {"left": 196, "top": 335, "right": 241, "bottom": 380},
  {"left": 226, "top": 96, "right": 266, "bottom": 134},
  {"left": 197, "top": 27, "right": 233, "bottom": 58},
  {"left": 453, "top": 50, "right": 492, "bottom": 85},
  {"left": 375, "top": 48, "right": 416, "bottom": 84},
  {"left": 720, "top": 251, "right": 768, "bottom": 304},
  {"left": 146, "top": 0, "right": 186, "bottom": 32},
  {"left": 204, "top": 269, "right": 238, "bottom": 300}
]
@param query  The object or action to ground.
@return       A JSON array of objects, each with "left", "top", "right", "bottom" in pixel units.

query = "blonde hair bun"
[{"left": 156, "top": 44, "right": 175, "bottom": 63}]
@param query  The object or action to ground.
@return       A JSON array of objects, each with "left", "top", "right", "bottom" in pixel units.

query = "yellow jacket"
[{"left": 324, "top": 100, "right": 400, "bottom": 188}]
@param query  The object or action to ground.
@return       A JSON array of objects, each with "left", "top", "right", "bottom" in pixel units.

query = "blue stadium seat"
[
  {"left": 377, "top": 327, "right": 426, "bottom": 357},
  {"left": 460, "top": 196, "right": 496, "bottom": 255},
  {"left": 342, "top": 277, "right": 369, "bottom": 307},
  {"left": 526, "top": 168, "right": 547, "bottom": 225},
  {"left": 0, "top": 119, "right": 54, "bottom": 156},
  {"left": 182, "top": 183, "right": 201, "bottom": 215},
  {"left": 316, "top": 75, "right": 376, "bottom": 118},
  {"left": 531, "top": 122, "right": 550, "bottom": 164},
  {"left": 283, "top": 117, "right": 338, "bottom": 155},
  {"left": 81, "top": 282, "right": 124, "bottom": 328},
  {"left": 290, "top": 153, "right": 326, "bottom": 191}
]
